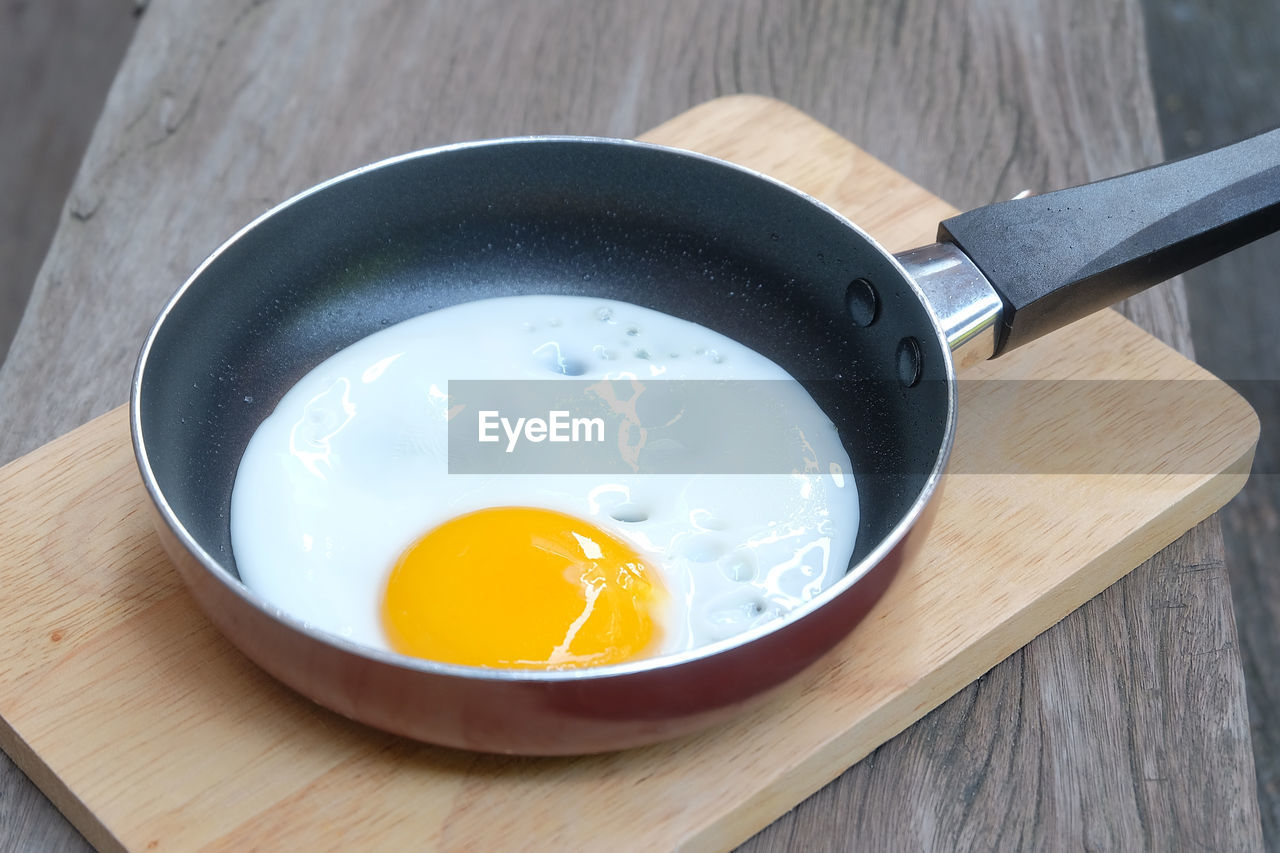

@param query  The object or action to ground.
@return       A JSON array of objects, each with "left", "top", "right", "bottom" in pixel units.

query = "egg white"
[{"left": 230, "top": 295, "right": 859, "bottom": 661}]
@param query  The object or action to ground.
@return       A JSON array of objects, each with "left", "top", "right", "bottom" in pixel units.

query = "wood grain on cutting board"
[{"left": 0, "top": 97, "right": 1259, "bottom": 852}]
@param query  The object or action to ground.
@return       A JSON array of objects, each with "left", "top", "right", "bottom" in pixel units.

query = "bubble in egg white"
[
  {"left": 609, "top": 503, "right": 649, "bottom": 524},
  {"left": 674, "top": 533, "right": 725, "bottom": 563},
  {"left": 702, "top": 588, "right": 777, "bottom": 642},
  {"left": 690, "top": 510, "right": 727, "bottom": 531},
  {"left": 719, "top": 549, "right": 757, "bottom": 583}
]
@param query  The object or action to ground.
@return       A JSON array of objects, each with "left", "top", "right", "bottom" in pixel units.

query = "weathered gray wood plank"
[
  {"left": 0, "top": 0, "right": 1262, "bottom": 849},
  {"left": 0, "top": 0, "right": 137, "bottom": 363},
  {"left": 1143, "top": 2, "right": 1280, "bottom": 846}
]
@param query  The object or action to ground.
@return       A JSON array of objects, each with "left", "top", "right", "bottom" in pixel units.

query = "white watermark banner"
[
  {"left": 448, "top": 379, "right": 849, "bottom": 475},
  {"left": 444, "top": 378, "right": 1263, "bottom": 475}
]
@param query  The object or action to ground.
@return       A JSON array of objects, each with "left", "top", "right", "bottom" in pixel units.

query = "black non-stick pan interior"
[{"left": 138, "top": 140, "right": 950, "bottom": 582}]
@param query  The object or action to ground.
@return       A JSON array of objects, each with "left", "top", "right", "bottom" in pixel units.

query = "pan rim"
[{"left": 129, "top": 135, "right": 958, "bottom": 684}]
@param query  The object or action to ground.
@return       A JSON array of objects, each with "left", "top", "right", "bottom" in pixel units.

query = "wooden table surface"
[{"left": 0, "top": 1, "right": 1264, "bottom": 849}]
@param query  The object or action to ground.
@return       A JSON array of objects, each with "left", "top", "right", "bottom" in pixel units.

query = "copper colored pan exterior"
[{"left": 146, "top": 499, "right": 934, "bottom": 754}]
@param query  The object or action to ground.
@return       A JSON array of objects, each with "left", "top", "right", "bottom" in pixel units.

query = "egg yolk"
[{"left": 382, "top": 507, "right": 665, "bottom": 669}]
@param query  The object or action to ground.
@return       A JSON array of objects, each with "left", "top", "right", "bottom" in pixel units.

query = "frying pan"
[{"left": 131, "top": 128, "right": 1280, "bottom": 754}]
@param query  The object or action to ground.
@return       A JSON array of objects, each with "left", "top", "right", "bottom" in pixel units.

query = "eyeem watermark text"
[{"left": 477, "top": 410, "right": 606, "bottom": 453}]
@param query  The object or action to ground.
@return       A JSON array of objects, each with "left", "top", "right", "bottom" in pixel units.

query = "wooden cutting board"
[{"left": 0, "top": 96, "right": 1259, "bottom": 852}]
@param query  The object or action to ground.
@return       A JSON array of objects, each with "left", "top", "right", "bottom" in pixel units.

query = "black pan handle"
[{"left": 937, "top": 126, "right": 1280, "bottom": 355}]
